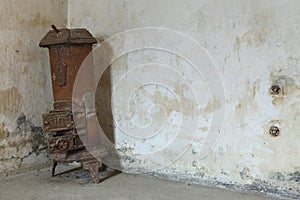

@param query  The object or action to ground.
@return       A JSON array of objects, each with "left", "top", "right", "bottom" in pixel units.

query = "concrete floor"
[{"left": 0, "top": 166, "right": 280, "bottom": 200}]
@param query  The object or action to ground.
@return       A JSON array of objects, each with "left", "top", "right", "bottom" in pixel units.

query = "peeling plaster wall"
[
  {"left": 0, "top": 0, "right": 67, "bottom": 174},
  {"left": 69, "top": 0, "right": 300, "bottom": 198}
]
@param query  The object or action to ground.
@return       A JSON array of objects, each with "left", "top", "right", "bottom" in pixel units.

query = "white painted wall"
[{"left": 69, "top": 0, "right": 300, "bottom": 198}]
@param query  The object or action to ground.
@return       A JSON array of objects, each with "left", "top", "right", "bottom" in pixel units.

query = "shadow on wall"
[
  {"left": 95, "top": 40, "right": 122, "bottom": 171},
  {"left": 96, "top": 66, "right": 114, "bottom": 144}
]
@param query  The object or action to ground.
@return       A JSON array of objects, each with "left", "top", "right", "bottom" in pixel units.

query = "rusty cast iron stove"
[{"left": 39, "top": 25, "right": 110, "bottom": 183}]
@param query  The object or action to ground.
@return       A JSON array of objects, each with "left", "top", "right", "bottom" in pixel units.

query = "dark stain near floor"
[
  {"left": 287, "top": 172, "right": 300, "bottom": 183},
  {"left": 243, "top": 178, "right": 300, "bottom": 200},
  {"left": 0, "top": 113, "right": 46, "bottom": 163},
  {"left": 271, "top": 172, "right": 286, "bottom": 181},
  {"left": 271, "top": 171, "right": 300, "bottom": 183},
  {"left": 134, "top": 168, "right": 300, "bottom": 200},
  {"left": 10, "top": 114, "right": 46, "bottom": 154},
  {"left": 117, "top": 151, "right": 300, "bottom": 199},
  {"left": 11, "top": 114, "right": 43, "bottom": 136}
]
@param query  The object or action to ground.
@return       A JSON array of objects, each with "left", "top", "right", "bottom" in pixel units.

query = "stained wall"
[
  {"left": 0, "top": 0, "right": 298, "bottom": 199},
  {"left": 0, "top": 0, "right": 67, "bottom": 174},
  {"left": 69, "top": 0, "right": 300, "bottom": 198}
]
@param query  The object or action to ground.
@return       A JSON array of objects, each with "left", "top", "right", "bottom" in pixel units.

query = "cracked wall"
[
  {"left": 69, "top": 0, "right": 299, "bottom": 199},
  {"left": 0, "top": 0, "right": 67, "bottom": 174}
]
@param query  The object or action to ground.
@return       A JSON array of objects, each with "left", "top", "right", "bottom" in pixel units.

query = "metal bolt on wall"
[
  {"left": 270, "top": 84, "right": 281, "bottom": 95},
  {"left": 269, "top": 126, "right": 280, "bottom": 137}
]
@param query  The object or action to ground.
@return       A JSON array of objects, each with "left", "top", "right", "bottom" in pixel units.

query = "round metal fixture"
[
  {"left": 270, "top": 85, "right": 281, "bottom": 95},
  {"left": 269, "top": 126, "right": 280, "bottom": 137}
]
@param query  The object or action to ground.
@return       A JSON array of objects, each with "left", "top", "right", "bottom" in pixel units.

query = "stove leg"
[
  {"left": 99, "top": 163, "right": 107, "bottom": 172},
  {"left": 83, "top": 161, "right": 101, "bottom": 183},
  {"left": 52, "top": 161, "right": 58, "bottom": 177}
]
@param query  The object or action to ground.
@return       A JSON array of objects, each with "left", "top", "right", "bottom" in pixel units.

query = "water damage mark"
[
  {"left": 288, "top": 172, "right": 300, "bottom": 183},
  {"left": 11, "top": 113, "right": 43, "bottom": 136},
  {"left": 244, "top": 178, "right": 300, "bottom": 200},
  {"left": 0, "top": 113, "right": 47, "bottom": 172},
  {"left": 270, "top": 74, "right": 295, "bottom": 96},
  {"left": 240, "top": 13, "right": 270, "bottom": 47},
  {"left": 11, "top": 114, "right": 45, "bottom": 154},
  {"left": 0, "top": 87, "right": 24, "bottom": 116},
  {"left": 269, "top": 73, "right": 300, "bottom": 105},
  {"left": 121, "top": 159, "right": 300, "bottom": 200},
  {"left": 271, "top": 171, "right": 300, "bottom": 183}
]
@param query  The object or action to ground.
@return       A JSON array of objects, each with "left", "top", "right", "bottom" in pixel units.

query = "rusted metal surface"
[
  {"left": 39, "top": 25, "right": 96, "bottom": 101},
  {"left": 48, "top": 45, "right": 95, "bottom": 101},
  {"left": 42, "top": 108, "right": 87, "bottom": 133},
  {"left": 42, "top": 111, "right": 73, "bottom": 132},
  {"left": 39, "top": 26, "right": 116, "bottom": 183},
  {"left": 48, "top": 135, "right": 84, "bottom": 153},
  {"left": 52, "top": 147, "right": 107, "bottom": 162},
  {"left": 83, "top": 160, "right": 102, "bottom": 183},
  {"left": 53, "top": 100, "right": 73, "bottom": 110},
  {"left": 39, "top": 26, "right": 97, "bottom": 47},
  {"left": 53, "top": 62, "right": 67, "bottom": 86},
  {"left": 53, "top": 100, "right": 86, "bottom": 113}
]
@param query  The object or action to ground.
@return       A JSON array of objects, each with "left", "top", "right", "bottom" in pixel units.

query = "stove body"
[{"left": 39, "top": 27, "right": 104, "bottom": 183}]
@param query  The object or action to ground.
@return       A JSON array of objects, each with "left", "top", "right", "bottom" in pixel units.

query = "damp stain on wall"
[
  {"left": 0, "top": 114, "right": 47, "bottom": 174},
  {"left": 240, "top": 12, "right": 271, "bottom": 47},
  {"left": 68, "top": 1, "right": 300, "bottom": 199},
  {"left": 0, "top": 122, "right": 9, "bottom": 140},
  {"left": 0, "top": 87, "right": 24, "bottom": 116},
  {"left": 0, "top": 0, "right": 67, "bottom": 174}
]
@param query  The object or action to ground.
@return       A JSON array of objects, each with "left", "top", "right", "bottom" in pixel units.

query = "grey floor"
[{"left": 0, "top": 167, "right": 280, "bottom": 200}]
